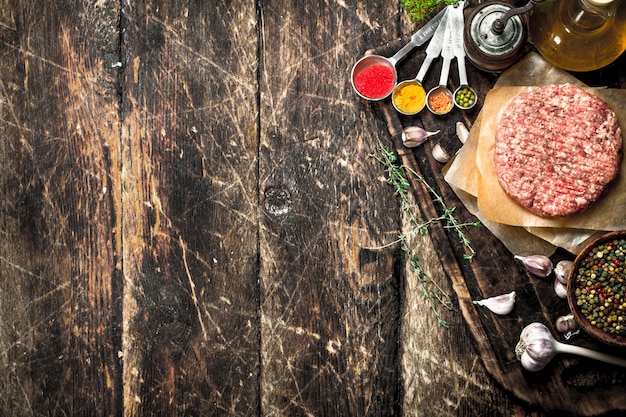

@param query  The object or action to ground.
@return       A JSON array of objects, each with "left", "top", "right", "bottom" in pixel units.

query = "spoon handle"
[
  {"left": 415, "top": 55, "right": 434, "bottom": 84},
  {"left": 555, "top": 341, "right": 626, "bottom": 368},
  {"left": 457, "top": 56, "right": 468, "bottom": 86},
  {"left": 391, "top": 39, "right": 418, "bottom": 66},
  {"left": 449, "top": 2, "right": 468, "bottom": 86},
  {"left": 439, "top": 18, "right": 454, "bottom": 86},
  {"left": 389, "top": 6, "right": 448, "bottom": 65}
]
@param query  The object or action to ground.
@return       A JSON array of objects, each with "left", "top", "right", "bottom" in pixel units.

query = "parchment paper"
[
  {"left": 477, "top": 86, "right": 626, "bottom": 229},
  {"left": 444, "top": 53, "right": 626, "bottom": 255}
]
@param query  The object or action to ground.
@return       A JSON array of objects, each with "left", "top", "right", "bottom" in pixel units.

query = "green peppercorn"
[{"left": 454, "top": 87, "right": 476, "bottom": 108}]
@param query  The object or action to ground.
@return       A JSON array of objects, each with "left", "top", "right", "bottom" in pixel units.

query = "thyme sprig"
[
  {"left": 370, "top": 142, "right": 480, "bottom": 327},
  {"left": 370, "top": 142, "right": 479, "bottom": 259},
  {"left": 404, "top": 164, "right": 479, "bottom": 260},
  {"left": 405, "top": 247, "right": 453, "bottom": 328}
]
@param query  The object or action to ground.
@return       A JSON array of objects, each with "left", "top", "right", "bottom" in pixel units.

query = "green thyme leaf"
[
  {"left": 401, "top": 0, "right": 459, "bottom": 22},
  {"left": 370, "top": 142, "right": 481, "bottom": 328}
]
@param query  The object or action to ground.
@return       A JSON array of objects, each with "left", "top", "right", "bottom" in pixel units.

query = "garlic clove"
[
  {"left": 432, "top": 143, "right": 450, "bottom": 163},
  {"left": 519, "top": 350, "right": 548, "bottom": 372},
  {"left": 456, "top": 121, "right": 469, "bottom": 144},
  {"left": 473, "top": 291, "right": 516, "bottom": 315},
  {"left": 514, "top": 254, "right": 553, "bottom": 278},
  {"left": 554, "top": 260, "right": 573, "bottom": 285},
  {"left": 402, "top": 126, "right": 440, "bottom": 148},
  {"left": 555, "top": 314, "right": 579, "bottom": 334},
  {"left": 553, "top": 278, "right": 567, "bottom": 298}
]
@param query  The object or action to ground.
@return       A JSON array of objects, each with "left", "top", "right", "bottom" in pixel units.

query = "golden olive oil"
[{"left": 529, "top": 0, "right": 626, "bottom": 72}]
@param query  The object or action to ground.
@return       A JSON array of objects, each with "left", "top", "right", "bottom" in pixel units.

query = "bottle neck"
[
  {"left": 565, "top": 0, "right": 618, "bottom": 31},
  {"left": 585, "top": 0, "right": 621, "bottom": 15}
]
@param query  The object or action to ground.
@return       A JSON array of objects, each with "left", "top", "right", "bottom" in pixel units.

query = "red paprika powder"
[{"left": 353, "top": 64, "right": 395, "bottom": 99}]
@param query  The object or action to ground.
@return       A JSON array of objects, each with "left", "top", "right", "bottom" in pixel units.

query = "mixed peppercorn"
[{"left": 573, "top": 238, "right": 626, "bottom": 336}]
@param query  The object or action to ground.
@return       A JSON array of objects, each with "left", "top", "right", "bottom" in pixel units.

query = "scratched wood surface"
[
  {"left": 0, "top": 1, "right": 123, "bottom": 415},
  {"left": 0, "top": 0, "right": 624, "bottom": 416}
]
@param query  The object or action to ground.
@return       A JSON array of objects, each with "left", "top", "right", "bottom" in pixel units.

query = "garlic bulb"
[
  {"left": 515, "top": 322, "right": 626, "bottom": 372},
  {"left": 432, "top": 143, "right": 450, "bottom": 163},
  {"left": 554, "top": 260, "right": 573, "bottom": 285},
  {"left": 555, "top": 314, "right": 579, "bottom": 334},
  {"left": 514, "top": 254, "right": 553, "bottom": 278},
  {"left": 402, "top": 126, "right": 440, "bottom": 148},
  {"left": 515, "top": 323, "right": 556, "bottom": 371},
  {"left": 473, "top": 291, "right": 516, "bottom": 315},
  {"left": 553, "top": 278, "right": 567, "bottom": 298},
  {"left": 456, "top": 121, "right": 469, "bottom": 144}
]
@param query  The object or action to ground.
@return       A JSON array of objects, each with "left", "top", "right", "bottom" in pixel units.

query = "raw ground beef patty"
[{"left": 494, "top": 83, "right": 623, "bottom": 217}]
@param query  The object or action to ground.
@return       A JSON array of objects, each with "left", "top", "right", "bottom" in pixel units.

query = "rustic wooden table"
[{"left": 1, "top": 0, "right": 625, "bottom": 416}]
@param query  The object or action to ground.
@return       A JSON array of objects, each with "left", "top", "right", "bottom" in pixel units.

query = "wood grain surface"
[
  {"left": 0, "top": 1, "right": 122, "bottom": 414},
  {"left": 119, "top": 1, "right": 260, "bottom": 415},
  {"left": 258, "top": 1, "right": 405, "bottom": 415},
  {"left": 0, "top": 0, "right": 624, "bottom": 416}
]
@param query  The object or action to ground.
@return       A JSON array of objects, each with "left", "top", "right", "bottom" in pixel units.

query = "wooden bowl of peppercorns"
[{"left": 567, "top": 230, "right": 626, "bottom": 348}]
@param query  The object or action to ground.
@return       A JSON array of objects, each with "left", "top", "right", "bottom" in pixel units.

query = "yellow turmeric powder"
[{"left": 392, "top": 82, "right": 426, "bottom": 114}]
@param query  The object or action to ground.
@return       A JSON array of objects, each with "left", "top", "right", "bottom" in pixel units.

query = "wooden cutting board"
[{"left": 370, "top": 36, "right": 626, "bottom": 416}]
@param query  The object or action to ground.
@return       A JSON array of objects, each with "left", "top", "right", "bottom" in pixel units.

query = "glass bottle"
[{"left": 529, "top": 0, "right": 626, "bottom": 72}]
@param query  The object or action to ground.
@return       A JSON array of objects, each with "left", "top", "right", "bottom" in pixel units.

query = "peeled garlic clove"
[
  {"left": 556, "top": 314, "right": 579, "bottom": 334},
  {"left": 554, "top": 278, "right": 567, "bottom": 299},
  {"left": 473, "top": 291, "right": 516, "bottom": 315},
  {"left": 432, "top": 143, "right": 450, "bottom": 163},
  {"left": 456, "top": 121, "right": 469, "bottom": 144},
  {"left": 514, "top": 254, "right": 553, "bottom": 278},
  {"left": 554, "top": 260, "right": 573, "bottom": 285},
  {"left": 402, "top": 126, "right": 440, "bottom": 148}
]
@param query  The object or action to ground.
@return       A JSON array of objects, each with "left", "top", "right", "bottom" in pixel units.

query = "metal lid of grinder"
[{"left": 465, "top": 1, "right": 543, "bottom": 72}]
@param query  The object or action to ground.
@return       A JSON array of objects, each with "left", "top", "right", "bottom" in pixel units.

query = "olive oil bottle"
[{"left": 529, "top": 0, "right": 626, "bottom": 72}]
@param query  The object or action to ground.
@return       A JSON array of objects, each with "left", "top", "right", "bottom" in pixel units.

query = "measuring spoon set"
[{"left": 351, "top": 1, "right": 477, "bottom": 116}]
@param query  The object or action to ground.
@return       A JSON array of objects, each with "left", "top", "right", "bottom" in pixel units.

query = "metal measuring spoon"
[
  {"left": 392, "top": 7, "right": 451, "bottom": 115},
  {"left": 449, "top": 1, "right": 477, "bottom": 110},
  {"left": 351, "top": 7, "right": 447, "bottom": 101},
  {"left": 426, "top": 13, "right": 455, "bottom": 116}
]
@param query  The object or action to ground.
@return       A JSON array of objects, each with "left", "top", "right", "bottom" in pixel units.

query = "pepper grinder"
[{"left": 464, "top": 0, "right": 544, "bottom": 72}]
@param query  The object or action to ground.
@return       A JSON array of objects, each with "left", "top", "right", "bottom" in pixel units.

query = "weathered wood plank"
[
  {"left": 0, "top": 1, "right": 122, "bottom": 415},
  {"left": 119, "top": 1, "right": 260, "bottom": 415},
  {"left": 258, "top": 1, "right": 406, "bottom": 416}
]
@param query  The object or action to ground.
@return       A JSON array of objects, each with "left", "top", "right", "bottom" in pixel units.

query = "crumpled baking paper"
[{"left": 443, "top": 52, "right": 626, "bottom": 256}]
